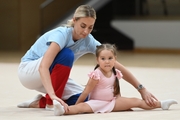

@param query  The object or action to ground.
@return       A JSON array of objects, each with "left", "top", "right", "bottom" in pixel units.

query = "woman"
[{"left": 17, "top": 5, "right": 157, "bottom": 112}]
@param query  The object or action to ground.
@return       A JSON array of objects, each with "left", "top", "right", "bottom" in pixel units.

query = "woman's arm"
[
  {"left": 115, "top": 61, "right": 158, "bottom": 106},
  {"left": 39, "top": 42, "right": 68, "bottom": 110},
  {"left": 39, "top": 42, "right": 59, "bottom": 99},
  {"left": 75, "top": 78, "right": 98, "bottom": 104},
  {"left": 115, "top": 61, "right": 140, "bottom": 88}
]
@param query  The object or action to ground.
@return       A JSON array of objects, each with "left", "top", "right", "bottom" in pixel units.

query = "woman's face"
[{"left": 73, "top": 17, "right": 95, "bottom": 40}]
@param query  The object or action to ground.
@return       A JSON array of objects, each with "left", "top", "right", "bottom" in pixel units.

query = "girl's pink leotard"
[{"left": 85, "top": 68, "right": 123, "bottom": 113}]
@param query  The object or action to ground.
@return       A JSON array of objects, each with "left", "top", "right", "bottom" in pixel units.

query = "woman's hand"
[
  {"left": 50, "top": 94, "right": 69, "bottom": 112},
  {"left": 139, "top": 88, "right": 158, "bottom": 107},
  {"left": 58, "top": 99, "right": 69, "bottom": 112}
]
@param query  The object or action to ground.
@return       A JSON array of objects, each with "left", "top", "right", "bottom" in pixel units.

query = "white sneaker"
[
  {"left": 45, "top": 105, "right": 54, "bottom": 111},
  {"left": 17, "top": 94, "right": 43, "bottom": 108}
]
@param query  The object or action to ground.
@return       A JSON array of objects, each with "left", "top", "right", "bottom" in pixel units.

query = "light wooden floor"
[{"left": 0, "top": 51, "right": 180, "bottom": 120}]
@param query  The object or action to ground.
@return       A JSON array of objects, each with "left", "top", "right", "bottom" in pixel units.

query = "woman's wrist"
[
  {"left": 137, "top": 84, "right": 145, "bottom": 91},
  {"left": 138, "top": 86, "right": 146, "bottom": 94},
  {"left": 49, "top": 92, "right": 56, "bottom": 99}
]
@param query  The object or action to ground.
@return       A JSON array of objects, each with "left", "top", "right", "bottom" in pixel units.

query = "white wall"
[{"left": 111, "top": 20, "right": 180, "bottom": 49}]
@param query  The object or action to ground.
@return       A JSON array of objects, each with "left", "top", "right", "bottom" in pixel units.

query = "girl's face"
[
  {"left": 73, "top": 17, "right": 95, "bottom": 40},
  {"left": 97, "top": 50, "right": 116, "bottom": 73}
]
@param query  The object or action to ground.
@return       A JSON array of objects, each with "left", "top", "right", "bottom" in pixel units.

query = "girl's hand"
[{"left": 139, "top": 88, "right": 158, "bottom": 107}]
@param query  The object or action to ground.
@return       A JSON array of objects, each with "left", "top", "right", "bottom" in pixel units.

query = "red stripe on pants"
[{"left": 39, "top": 64, "right": 71, "bottom": 108}]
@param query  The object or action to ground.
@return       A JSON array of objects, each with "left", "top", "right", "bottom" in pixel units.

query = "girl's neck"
[{"left": 99, "top": 68, "right": 112, "bottom": 78}]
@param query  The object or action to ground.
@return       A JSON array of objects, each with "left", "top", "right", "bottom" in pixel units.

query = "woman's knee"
[
  {"left": 60, "top": 48, "right": 74, "bottom": 60},
  {"left": 53, "top": 48, "right": 74, "bottom": 68}
]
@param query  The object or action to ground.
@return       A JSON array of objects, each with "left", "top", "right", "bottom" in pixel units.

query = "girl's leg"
[
  {"left": 66, "top": 103, "right": 93, "bottom": 115},
  {"left": 39, "top": 48, "right": 74, "bottom": 108},
  {"left": 112, "top": 96, "right": 177, "bottom": 111},
  {"left": 113, "top": 96, "right": 159, "bottom": 112},
  {"left": 53, "top": 100, "right": 93, "bottom": 116}
]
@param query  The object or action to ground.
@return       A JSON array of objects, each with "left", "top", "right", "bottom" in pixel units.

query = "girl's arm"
[
  {"left": 75, "top": 78, "right": 98, "bottom": 104},
  {"left": 39, "top": 42, "right": 68, "bottom": 110},
  {"left": 115, "top": 61, "right": 158, "bottom": 107}
]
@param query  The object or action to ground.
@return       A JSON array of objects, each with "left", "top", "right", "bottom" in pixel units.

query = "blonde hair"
[{"left": 64, "top": 5, "right": 96, "bottom": 27}]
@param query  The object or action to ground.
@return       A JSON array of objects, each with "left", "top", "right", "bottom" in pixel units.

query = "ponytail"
[
  {"left": 94, "top": 64, "right": 99, "bottom": 70},
  {"left": 112, "top": 67, "right": 120, "bottom": 96}
]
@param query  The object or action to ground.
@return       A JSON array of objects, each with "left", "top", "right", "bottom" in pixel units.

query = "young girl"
[{"left": 53, "top": 43, "right": 178, "bottom": 116}]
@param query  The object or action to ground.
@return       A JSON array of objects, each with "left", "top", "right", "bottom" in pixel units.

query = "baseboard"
[{"left": 133, "top": 48, "right": 180, "bottom": 54}]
